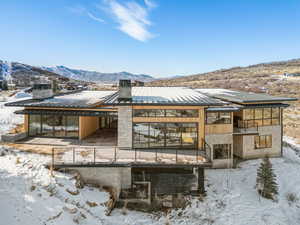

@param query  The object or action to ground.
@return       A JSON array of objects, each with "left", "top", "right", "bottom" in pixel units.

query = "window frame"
[
  {"left": 254, "top": 135, "right": 272, "bottom": 149},
  {"left": 213, "top": 144, "right": 232, "bottom": 160},
  {"left": 133, "top": 109, "right": 199, "bottom": 118},
  {"left": 205, "top": 111, "right": 232, "bottom": 124},
  {"left": 243, "top": 108, "right": 280, "bottom": 127}
]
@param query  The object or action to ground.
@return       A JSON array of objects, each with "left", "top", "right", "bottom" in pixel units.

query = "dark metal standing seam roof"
[
  {"left": 195, "top": 89, "right": 298, "bottom": 104},
  {"left": 103, "top": 87, "right": 226, "bottom": 106}
]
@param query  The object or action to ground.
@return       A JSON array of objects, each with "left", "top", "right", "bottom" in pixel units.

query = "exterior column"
[{"left": 117, "top": 106, "right": 133, "bottom": 149}]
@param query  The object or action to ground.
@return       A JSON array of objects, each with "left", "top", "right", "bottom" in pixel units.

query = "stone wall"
[
  {"left": 205, "top": 134, "right": 233, "bottom": 168},
  {"left": 118, "top": 106, "right": 132, "bottom": 149}
]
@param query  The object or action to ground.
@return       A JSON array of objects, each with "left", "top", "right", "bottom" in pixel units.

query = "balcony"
[{"left": 233, "top": 120, "right": 259, "bottom": 135}]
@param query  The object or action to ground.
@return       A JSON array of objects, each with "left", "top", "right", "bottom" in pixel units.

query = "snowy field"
[{"left": 1, "top": 92, "right": 300, "bottom": 225}]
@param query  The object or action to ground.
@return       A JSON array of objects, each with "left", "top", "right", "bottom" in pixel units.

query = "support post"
[
  {"left": 155, "top": 149, "right": 158, "bottom": 162},
  {"left": 114, "top": 146, "right": 117, "bottom": 162},
  {"left": 94, "top": 147, "right": 96, "bottom": 164},
  {"left": 50, "top": 148, "right": 54, "bottom": 177},
  {"left": 176, "top": 148, "right": 178, "bottom": 163},
  {"left": 73, "top": 147, "right": 75, "bottom": 163}
]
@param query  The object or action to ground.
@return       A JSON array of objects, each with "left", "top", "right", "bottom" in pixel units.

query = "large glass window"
[
  {"left": 29, "top": 115, "right": 41, "bottom": 136},
  {"left": 206, "top": 112, "right": 231, "bottom": 124},
  {"left": 242, "top": 108, "right": 280, "bottom": 127},
  {"left": 213, "top": 144, "right": 231, "bottom": 159},
  {"left": 254, "top": 135, "right": 272, "bottom": 149},
  {"left": 133, "top": 123, "right": 198, "bottom": 149},
  {"left": 28, "top": 114, "right": 79, "bottom": 138},
  {"left": 133, "top": 109, "right": 198, "bottom": 118}
]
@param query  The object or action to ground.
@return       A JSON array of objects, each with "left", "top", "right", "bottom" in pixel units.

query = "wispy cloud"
[
  {"left": 144, "top": 0, "right": 157, "bottom": 10},
  {"left": 68, "top": 5, "right": 105, "bottom": 23},
  {"left": 102, "top": 0, "right": 157, "bottom": 42}
]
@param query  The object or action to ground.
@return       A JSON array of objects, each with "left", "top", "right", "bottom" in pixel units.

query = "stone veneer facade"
[{"left": 117, "top": 106, "right": 133, "bottom": 149}]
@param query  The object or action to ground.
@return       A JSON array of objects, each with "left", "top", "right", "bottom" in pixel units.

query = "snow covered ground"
[{"left": 1, "top": 92, "right": 300, "bottom": 225}]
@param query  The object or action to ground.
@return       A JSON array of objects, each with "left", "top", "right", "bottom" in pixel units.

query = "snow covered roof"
[
  {"left": 104, "top": 87, "right": 226, "bottom": 106},
  {"left": 6, "top": 91, "right": 116, "bottom": 108},
  {"left": 195, "top": 88, "right": 297, "bottom": 104}
]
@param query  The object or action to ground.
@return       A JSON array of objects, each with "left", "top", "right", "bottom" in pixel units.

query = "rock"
[
  {"left": 66, "top": 188, "right": 79, "bottom": 195},
  {"left": 86, "top": 201, "right": 98, "bottom": 207},
  {"left": 63, "top": 206, "right": 78, "bottom": 214}
]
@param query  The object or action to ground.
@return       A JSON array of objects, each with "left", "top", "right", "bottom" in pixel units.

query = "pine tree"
[{"left": 256, "top": 156, "right": 279, "bottom": 200}]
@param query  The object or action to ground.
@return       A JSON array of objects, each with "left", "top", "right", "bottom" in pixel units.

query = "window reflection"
[
  {"left": 29, "top": 114, "right": 79, "bottom": 138},
  {"left": 133, "top": 123, "right": 198, "bottom": 149}
]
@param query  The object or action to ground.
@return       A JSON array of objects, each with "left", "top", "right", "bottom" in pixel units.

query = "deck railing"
[
  {"left": 236, "top": 120, "right": 259, "bottom": 133},
  {"left": 51, "top": 146, "right": 210, "bottom": 166}
]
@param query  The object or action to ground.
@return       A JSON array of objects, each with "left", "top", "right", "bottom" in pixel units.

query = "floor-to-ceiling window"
[
  {"left": 133, "top": 122, "right": 198, "bottom": 149},
  {"left": 28, "top": 114, "right": 79, "bottom": 138}
]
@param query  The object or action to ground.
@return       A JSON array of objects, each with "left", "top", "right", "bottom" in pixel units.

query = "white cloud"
[
  {"left": 69, "top": 5, "right": 105, "bottom": 23},
  {"left": 144, "top": 0, "right": 157, "bottom": 9},
  {"left": 103, "top": 0, "right": 156, "bottom": 42},
  {"left": 87, "top": 12, "right": 105, "bottom": 23}
]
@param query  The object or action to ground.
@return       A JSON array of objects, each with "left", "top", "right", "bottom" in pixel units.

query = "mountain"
[
  {"left": 42, "top": 65, "right": 155, "bottom": 84},
  {"left": 149, "top": 58, "right": 300, "bottom": 144},
  {"left": 0, "top": 60, "right": 79, "bottom": 87}
]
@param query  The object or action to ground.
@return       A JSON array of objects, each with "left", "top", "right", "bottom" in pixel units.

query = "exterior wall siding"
[
  {"left": 79, "top": 116, "right": 99, "bottom": 140},
  {"left": 118, "top": 106, "right": 133, "bottom": 149},
  {"left": 205, "top": 134, "right": 233, "bottom": 168},
  {"left": 241, "top": 125, "right": 282, "bottom": 159}
]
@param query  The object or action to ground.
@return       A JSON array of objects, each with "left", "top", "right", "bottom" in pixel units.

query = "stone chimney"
[
  {"left": 32, "top": 83, "right": 54, "bottom": 99},
  {"left": 118, "top": 80, "right": 132, "bottom": 100}
]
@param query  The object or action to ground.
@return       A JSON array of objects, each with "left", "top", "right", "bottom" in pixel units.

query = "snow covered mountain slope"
[
  {"left": 42, "top": 65, "right": 155, "bottom": 84},
  {"left": 0, "top": 60, "right": 12, "bottom": 81}
]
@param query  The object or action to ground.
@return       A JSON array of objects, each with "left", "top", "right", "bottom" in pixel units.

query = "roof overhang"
[{"left": 15, "top": 109, "right": 118, "bottom": 117}]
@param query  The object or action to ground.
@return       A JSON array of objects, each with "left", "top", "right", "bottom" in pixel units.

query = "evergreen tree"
[{"left": 256, "top": 156, "right": 279, "bottom": 200}]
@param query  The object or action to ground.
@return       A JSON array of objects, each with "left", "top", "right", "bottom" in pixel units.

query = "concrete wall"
[
  {"left": 79, "top": 116, "right": 99, "bottom": 140},
  {"left": 118, "top": 106, "right": 132, "bottom": 149},
  {"left": 71, "top": 167, "right": 132, "bottom": 195},
  {"left": 241, "top": 125, "right": 282, "bottom": 159},
  {"left": 205, "top": 134, "right": 233, "bottom": 168}
]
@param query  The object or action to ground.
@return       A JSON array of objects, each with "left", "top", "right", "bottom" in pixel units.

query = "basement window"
[{"left": 213, "top": 144, "right": 231, "bottom": 159}]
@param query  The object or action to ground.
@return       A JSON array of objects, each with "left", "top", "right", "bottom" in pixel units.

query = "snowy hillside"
[
  {"left": 42, "top": 65, "right": 155, "bottom": 84},
  {"left": 0, "top": 60, "right": 12, "bottom": 81},
  {"left": 1, "top": 94, "right": 300, "bottom": 225}
]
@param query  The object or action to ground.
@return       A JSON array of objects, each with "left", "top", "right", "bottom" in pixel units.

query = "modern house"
[{"left": 5, "top": 80, "right": 297, "bottom": 169}]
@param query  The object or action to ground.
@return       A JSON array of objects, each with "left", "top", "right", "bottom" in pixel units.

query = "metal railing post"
[
  {"left": 73, "top": 147, "right": 75, "bottom": 163},
  {"left": 94, "top": 147, "right": 96, "bottom": 164}
]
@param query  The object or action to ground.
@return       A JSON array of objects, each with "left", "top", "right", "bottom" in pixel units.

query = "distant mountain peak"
[{"left": 42, "top": 65, "right": 155, "bottom": 84}]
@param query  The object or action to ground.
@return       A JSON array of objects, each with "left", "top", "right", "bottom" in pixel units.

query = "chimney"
[
  {"left": 118, "top": 80, "right": 132, "bottom": 100},
  {"left": 32, "top": 82, "right": 54, "bottom": 99}
]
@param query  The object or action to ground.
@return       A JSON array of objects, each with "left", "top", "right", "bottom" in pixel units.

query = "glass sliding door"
[
  {"left": 165, "top": 123, "right": 181, "bottom": 148},
  {"left": 54, "top": 116, "right": 66, "bottom": 137},
  {"left": 42, "top": 115, "right": 55, "bottom": 137},
  {"left": 65, "top": 116, "right": 79, "bottom": 138},
  {"left": 28, "top": 114, "right": 79, "bottom": 138},
  {"left": 181, "top": 123, "right": 198, "bottom": 149},
  {"left": 133, "top": 122, "right": 198, "bottom": 149},
  {"left": 28, "top": 115, "right": 41, "bottom": 136}
]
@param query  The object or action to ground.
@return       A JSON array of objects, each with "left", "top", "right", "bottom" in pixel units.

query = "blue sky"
[{"left": 1, "top": 0, "right": 300, "bottom": 77}]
